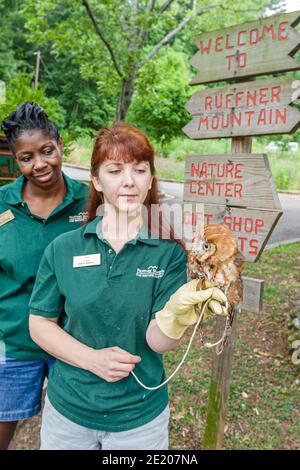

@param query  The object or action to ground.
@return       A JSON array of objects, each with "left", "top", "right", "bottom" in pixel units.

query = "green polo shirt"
[
  {"left": 0, "top": 173, "right": 88, "bottom": 360},
  {"left": 29, "top": 216, "right": 187, "bottom": 432}
]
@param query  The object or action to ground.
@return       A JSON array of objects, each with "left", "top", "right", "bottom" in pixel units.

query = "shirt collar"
[
  {"left": 83, "top": 215, "right": 160, "bottom": 246},
  {"left": 2, "top": 172, "right": 87, "bottom": 206},
  {"left": 63, "top": 173, "right": 87, "bottom": 201},
  {"left": 1, "top": 174, "right": 24, "bottom": 205}
]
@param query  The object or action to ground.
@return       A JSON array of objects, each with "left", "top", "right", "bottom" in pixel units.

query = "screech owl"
[{"left": 188, "top": 224, "right": 244, "bottom": 324}]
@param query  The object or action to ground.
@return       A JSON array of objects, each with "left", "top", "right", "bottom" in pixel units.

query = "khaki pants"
[{"left": 40, "top": 395, "right": 169, "bottom": 450}]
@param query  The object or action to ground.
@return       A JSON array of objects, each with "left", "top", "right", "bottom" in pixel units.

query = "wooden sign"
[
  {"left": 190, "top": 11, "right": 300, "bottom": 85},
  {"left": 183, "top": 203, "right": 282, "bottom": 262},
  {"left": 183, "top": 78, "right": 300, "bottom": 139},
  {"left": 0, "top": 135, "right": 20, "bottom": 180},
  {"left": 0, "top": 135, "right": 11, "bottom": 155},
  {"left": 242, "top": 277, "right": 264, "bottom": 313},
  {"left": 0, "top": 156, "right": 20, "bottom": 180},
  {"left": 183, "top": 154, "right": 282, "bottom": 210}
]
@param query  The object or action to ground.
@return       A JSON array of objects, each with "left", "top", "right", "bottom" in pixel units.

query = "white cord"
[{"left": 130, "top": 299, "right": 229, "bottom": 391}]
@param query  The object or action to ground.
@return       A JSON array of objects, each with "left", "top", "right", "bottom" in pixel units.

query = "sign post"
[
  {"left": 203, "top": 132, "right": 252, "bottom": 450},
  {"left": 182, "top": 10, "right": 300, "bottom": 449}
]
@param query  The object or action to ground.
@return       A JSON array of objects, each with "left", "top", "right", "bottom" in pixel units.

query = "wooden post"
[
  {"left": 202, "top": 307, "right": 238, "bottom": 449},
  {"left": 34, "top": 51, "right": 41, "bottom": 89},
  {"left": 202, "top": 132, "right": 252, "bottom": 450},
  {"left": 241, "top": 276, "right": 264, "bottom": 313}
]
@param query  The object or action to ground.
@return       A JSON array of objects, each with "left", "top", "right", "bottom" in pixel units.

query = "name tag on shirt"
[
  {"left": 73, "top": 253, "right": 101, "bottom": 268},
  {"left": 0, "top": 210, "right": 15, "bottom": 227}
]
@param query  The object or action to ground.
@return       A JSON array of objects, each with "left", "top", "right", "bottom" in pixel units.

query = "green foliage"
[
  {"left": 274, "top": 170, "right": 290, "bottom": 190},
  {"left": 127, "top": 49, "right": 191, "bottom": 145},
  {"left": 35, "top": 53, "right": 116, "bottom": 133},
  {"left": 0, "top": 73, "right": 66, "bottom": 129},
  {"left": 0, "top": 0, "right": 39, "bottom": 82},
  {"left": 20, "top": 0, "right": 283, "bottom": 127},
  {"left": 1, "top": 0, "right": 289, "bottom": 144},
  {"left": 0, "top": 0, "right": 20, "bottom": 80}
]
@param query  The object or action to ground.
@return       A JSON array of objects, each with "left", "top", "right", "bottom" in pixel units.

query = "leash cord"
[{"left": 130, "top": 299, "right": 229, "bottom": 391}]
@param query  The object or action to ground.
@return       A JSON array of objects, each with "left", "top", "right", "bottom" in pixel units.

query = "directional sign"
[
  {"left": 190, "top": 11, "right": 300, "bottom": 85},
  {"left": 183, "top": 78, "right": 300, "bottom": 139},
  {"left": 182, "top": 153, "right": 282, "bottom": 262},
  {"left": 183, "top": 203, "right": 282, "bottom": 262},
  {"left": 183, "top": 154, "right": 282, "bottom": 210}
]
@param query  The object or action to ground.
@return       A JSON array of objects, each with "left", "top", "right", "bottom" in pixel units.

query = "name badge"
[
  {"left": 0, "top": 210, "right": 15, "bottom": 227},
  {"left": 73, "top": 253, "right": 101, "bottom": 268}
]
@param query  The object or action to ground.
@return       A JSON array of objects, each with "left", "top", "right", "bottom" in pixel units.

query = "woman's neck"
[{"left": 23, "top": 173, "right": 66, "bottom": 201}]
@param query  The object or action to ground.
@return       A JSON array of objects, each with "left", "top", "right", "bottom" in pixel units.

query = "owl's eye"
[{"left": 203, "top": 243, "right": 210, "bottom": 250}]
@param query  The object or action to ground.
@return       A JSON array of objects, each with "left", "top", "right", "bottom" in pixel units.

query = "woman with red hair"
[{"left": 28, "top": 123, "right": 226, "bottom": 450}]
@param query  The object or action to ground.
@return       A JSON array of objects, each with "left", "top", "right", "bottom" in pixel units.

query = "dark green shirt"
[
  {"left": 29, "top": 216, "right": 187, "bottom": 432},
  {"left": 0, "top": 173, "right": 88, "bottom": 360}
]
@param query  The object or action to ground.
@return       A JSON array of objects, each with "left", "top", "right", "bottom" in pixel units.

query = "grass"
[
  {"left": 164, "top": 242, "right": 300, "bottom": 450},
  {"left": 66, "top": 135, "right": 300, "bottom": 190}
]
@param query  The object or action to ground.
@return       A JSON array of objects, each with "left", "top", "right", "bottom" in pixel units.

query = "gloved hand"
[
  {"left": 203, "top": 280, "right": 228, "bottom": 320},
  {"left": 155, "top": 279, "right": 228, "bottom": 339}
]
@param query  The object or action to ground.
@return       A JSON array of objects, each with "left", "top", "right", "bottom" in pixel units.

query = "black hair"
[{"left": 1, "top": 102, "right": 60, "bottom": 155}]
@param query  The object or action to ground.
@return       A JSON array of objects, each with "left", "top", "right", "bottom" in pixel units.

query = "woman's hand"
[
  {"left": 87, "top": 346, "right": 141, "bottom": 382},
  {"left": 29, "top": 316, "right": 141, "bottom": 383},
  {"left": 155, "top": 279, "right": 227, "bottom": 340}
]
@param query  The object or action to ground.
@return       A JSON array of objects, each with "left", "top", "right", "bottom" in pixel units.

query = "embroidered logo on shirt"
[
  {"left": 69, "top": 211, "right": 89, "bottom": 223},
  {"left": 136, "top": 265, "right": 165, "bottom": 278}
]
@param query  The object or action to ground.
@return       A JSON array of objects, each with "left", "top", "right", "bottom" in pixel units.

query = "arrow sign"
[
  {"left": 190, "top": 11, "right": 300, "bottom": 85},
  {"left": 183, "top": 154, "right": 282, "bottom": 210},
  {"left": 183, "top": 78, "right": 300, "bottom": 139},
  {"left": 183, "top": 203, "right": 282, "bottom": 262},
  {"left": 182, "top": 153, "right": 282, "bottom": 262}
]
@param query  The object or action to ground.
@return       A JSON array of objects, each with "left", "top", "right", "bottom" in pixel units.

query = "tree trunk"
[{"left": 116, "top": 73, "right": 137, "bottom": 121}]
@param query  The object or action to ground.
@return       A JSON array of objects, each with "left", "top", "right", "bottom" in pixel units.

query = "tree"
[
  {"left": 0, "top": 0, "right": 116, "bottom": 133},
  {"left": 33, "top": 52, "right": 117, "bottom": 134},
  {"left": 0, "top": 73, "right": 66, "bottom": 129},
  {"left": 127, "top": 48, "right": 192, "bottom": 145},
  {"left": 0, "top": 0, "right": 27, "bottom": 81},
  {"left": 22, "top": 0, "right": 281, "bottom": 122}
]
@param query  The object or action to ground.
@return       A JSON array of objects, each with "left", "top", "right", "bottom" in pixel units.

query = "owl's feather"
[{"left": 188, "top": 224, "right": 244, "bottom": 333}]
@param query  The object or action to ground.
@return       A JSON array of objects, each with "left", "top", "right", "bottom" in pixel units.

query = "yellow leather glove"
[{"left": 155, "top": 279, "right": 228, "bottom": 339}]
